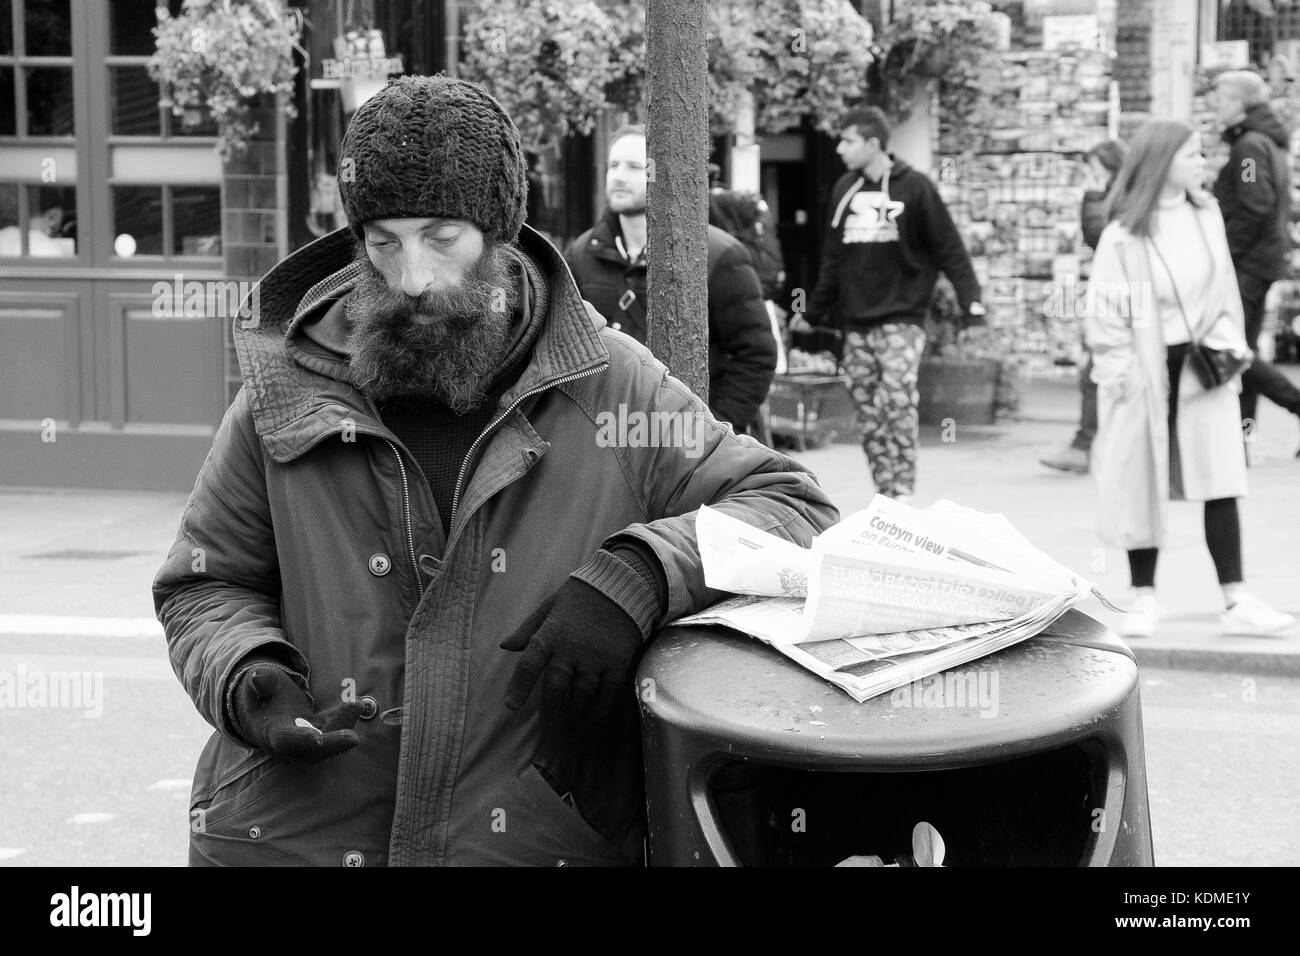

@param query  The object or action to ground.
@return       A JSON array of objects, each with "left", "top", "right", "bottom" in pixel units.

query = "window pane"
[
  {"left": 172, "top": 185, "right": 221, "bottom": 256},
  {"left": 25, "top": 183, "right": 75, "bottom": 256},
  {"left": 0, "top": 0, "right": 12, "bottom": 56},
  {"left": 170, "top": 107, "right": 218, "bottom": 139},
  {"left": 113, "top": 185, "right": 163, "bottom": 257},
  {"left": 0, "top": 68, "right": 13, "bottom": 135},
  {"left": 111, "top": 0, "right": 174, "bottom": 56},
  {"left": 111, "top": 66, "right": 161, "bottom": 135},
  {"left": 0, "top": 182, "right": 20, "bottom": 255},
  {"left": 25, "top": 67, "right": 75, "bottom": 136},
  {"left": 24, "top": 0, "right": 71, "bottom": 57}
]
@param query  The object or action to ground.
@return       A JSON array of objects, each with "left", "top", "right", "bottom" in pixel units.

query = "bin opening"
[{"left": 707, "top": 740, "right": 1107, "bottom": 866}]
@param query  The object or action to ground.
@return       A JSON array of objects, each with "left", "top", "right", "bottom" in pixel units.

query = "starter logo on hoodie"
[{"left": 843, "top": 191, "right": 904, "bottom": 244}]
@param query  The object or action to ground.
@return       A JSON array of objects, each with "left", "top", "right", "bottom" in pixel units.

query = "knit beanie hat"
[{"left": 337, "top": 75, "right": 529, "bottom": 243}]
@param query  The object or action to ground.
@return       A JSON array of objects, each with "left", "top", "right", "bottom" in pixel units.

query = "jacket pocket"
[{"left": 454, "top": 764, "right": 635, "bottom": 867}]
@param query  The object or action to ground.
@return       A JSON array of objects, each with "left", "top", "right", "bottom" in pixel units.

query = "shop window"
[
  {"left": 0, "top": 181, "right": 75, "bottom": 256},
  {"left": 171, "top": 185, "right": 221, "bottom": 256},
  {"left": 111, "top": 0, "right": 184, "bottom": 56},
  {"left": 112, "top": 183, "right": 220, "bottom": 259},
  {"left": 113, "top": 185, "right": 164, "bottom": 257},
  {"left": 24, "top": 65, "right": 74, "bottom": 135},
  {"left": 0, "top": 0, "right": 11, "bottom": 56},
  {"left": 23, "top": 0, "right": 69, "bottom": 57},
  {"left": 0, "top": 67, "right": 13, "bottom": 135},
  {"left": 111, "top": 65, "right": 162, "bottom": 136}
]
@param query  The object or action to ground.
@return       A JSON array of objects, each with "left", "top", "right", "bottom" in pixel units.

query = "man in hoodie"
[
  {"left": 1211, "top": 70, "right": 1300, "bottom": 449},
  {"left": 565, "top": 126, "right": 776, "bottom": 433},
  {"left": 807, "top": 107, "right": 984, "bottom": 499}
]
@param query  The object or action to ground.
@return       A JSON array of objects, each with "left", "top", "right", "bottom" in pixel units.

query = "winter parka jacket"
[
  {"left": 152, "top": 224, "right": 838, "bottom": 867},
  {"left": 1212, "top": 102, "right": 1293, "bottom": 283}
]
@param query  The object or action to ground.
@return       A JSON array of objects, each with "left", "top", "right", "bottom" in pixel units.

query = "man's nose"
[{"left": 398, "top": 248, "right": 434, "bottom": 298}]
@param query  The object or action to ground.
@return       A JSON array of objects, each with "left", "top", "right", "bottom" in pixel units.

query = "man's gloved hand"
[
  {"left": 500, "top": 578, "right": 642, "bottom": 726},
  {"left": 228, "top": 663, "right": 362, "bottom": 765}
]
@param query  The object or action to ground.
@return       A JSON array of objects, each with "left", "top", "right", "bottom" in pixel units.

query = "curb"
[{"left": 1131, "top": 645, "right": 1300, "bottom": 677}]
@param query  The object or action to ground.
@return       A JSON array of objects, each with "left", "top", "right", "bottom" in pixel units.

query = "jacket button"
[
  {"left": 342, "top": 850, "right": 365, "bottom": 867},
  {"left": 612, "top": 322, "right": 622, "bottom": 331},
  {"left": 368, "top": 553, "right": 391, "bottom": 576},
  {"left": 358, "top": 696, "right": 378, "bottom": 720},
  {"left": 248, "top": 826, "right": 262, "bottom": 840}
]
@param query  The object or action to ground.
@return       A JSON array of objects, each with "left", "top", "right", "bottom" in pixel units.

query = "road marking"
[
  {"left": 149, "top": 779, "right": 192, "bottom": 791},
  {"left": 67, "top": 812, "right": 114, "bottom": 825},
  {"left": 0, "top": 848, "right": 26, "bottom": 860},
  {"left": 0, "top": 615, "right": 162, "bottom": 639}
]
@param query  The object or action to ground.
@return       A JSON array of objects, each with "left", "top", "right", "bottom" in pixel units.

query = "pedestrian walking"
[
  {"left": 1086, "top": 119, "right": 1295, "bottom": 639},
  {"left": 565, "top": 126, "right": 777, "bottom": 433},
  {"left": 1210, "top": 70, "right": 1300, "bottom": 454},
  {"left": 152, "top": 76, "right": 839, "bottom": 867},
  {"left": 807, "top": 106, "right": 985, "bottom": 500},
  {"left": 1041, "top": 138, "right": 1127, "bottom": 475}
]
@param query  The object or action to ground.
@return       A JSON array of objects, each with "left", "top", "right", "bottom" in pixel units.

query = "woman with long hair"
[{"left": 1086, "top": 119, "right": 1295, "bottom": 638}]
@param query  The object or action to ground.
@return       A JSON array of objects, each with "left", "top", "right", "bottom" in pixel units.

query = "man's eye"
[
  {"left": 367, "top": 238, "right": 393, "bottom": 249},
  {"left": 429, "top": 233, "right": 458, "bottom": 245}
]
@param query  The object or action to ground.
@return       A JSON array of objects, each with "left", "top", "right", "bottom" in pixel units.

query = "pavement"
[{"left": 1, "top": 368, "right": 1297, "bottom": 676}]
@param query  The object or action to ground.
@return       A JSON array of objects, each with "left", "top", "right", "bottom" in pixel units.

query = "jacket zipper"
[
  {"left": 449, "top": 364, "right": 608, "bottom": 523},
  {"left": 383, "top": 439, "right": 425, "bottom": 599}
]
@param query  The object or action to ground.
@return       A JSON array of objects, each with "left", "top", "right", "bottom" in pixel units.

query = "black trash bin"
[{"left": 638, "top": 609, "right": 1153, "bottom": 866}]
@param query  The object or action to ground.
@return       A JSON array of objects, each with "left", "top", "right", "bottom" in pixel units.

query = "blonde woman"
[{"left": 1086, "top": 119, "right": 1295, "bottom": 638}]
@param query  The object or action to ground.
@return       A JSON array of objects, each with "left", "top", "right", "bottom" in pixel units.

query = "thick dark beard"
[{"left": 345, "top": 241, "right": 520, "bottom": 412}]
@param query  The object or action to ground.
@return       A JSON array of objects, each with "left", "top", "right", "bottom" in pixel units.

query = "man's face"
[
  {"left": 362, "top": 217, "right": 486, "bottom": 298},
  {"left": 606, "top": 134, "right": 648, "bottom": 215},
  {"left": 1211, "top": 84, "right": 1246, "bottom": 127},
  {"left": 836, "top": 127, "right": 879, "bottom": 172},
  {"left": 345, "top": 217, "right": 519, "bottom": 410}
]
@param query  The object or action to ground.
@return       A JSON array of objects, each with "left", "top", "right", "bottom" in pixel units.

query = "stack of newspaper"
[{"left": 672, "top": 495, "right": 1114, "bottom": 703}]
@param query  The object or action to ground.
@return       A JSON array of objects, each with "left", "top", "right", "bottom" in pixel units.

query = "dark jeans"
[
  {"left": 1237, "top": 272, "right": 1300, "bottom": 426},
  {"left": 1071, "top": 351, "right": 1097, "bottom": 452}
]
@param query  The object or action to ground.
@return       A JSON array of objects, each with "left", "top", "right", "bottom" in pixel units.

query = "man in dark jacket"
[
  {"left": 565, "top": 125, "right": 776, "bottom": 431},
  {"left": 1211, "top": 70, "right": 1300, "bottom": 446},
  {"left": 807, "top": 107, "right": 984, "bottom": 499},
  {"left": 152, "top": 77, "right": 838, "bottom": 867}
]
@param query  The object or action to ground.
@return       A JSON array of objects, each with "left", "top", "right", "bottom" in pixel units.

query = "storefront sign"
[
  {"left": 322, "top": 55, "right": 404, "bottom": 80},
  {"left": 1201, "top": 40, "right": 1250, "bottom": 70},
  {"left": 1150, "top": 0, "right": 1198, "bottom": 121},
  {"left": 1042, "top": 14, "right": 1101, "bottom": 51}
]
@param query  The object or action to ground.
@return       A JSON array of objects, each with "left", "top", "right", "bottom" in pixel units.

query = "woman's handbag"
[{"left": 1148, "top": 235, "right": 1253, "bottom": 390}]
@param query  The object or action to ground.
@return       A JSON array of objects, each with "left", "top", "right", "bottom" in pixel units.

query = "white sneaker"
[
  {"left": 1118, "top": 592, "right": 1162, "bottom": 639},
  {"left": 1221, "top": 594, "right": 1297, "bottom": 636}
]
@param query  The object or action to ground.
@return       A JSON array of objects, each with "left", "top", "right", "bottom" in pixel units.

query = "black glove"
[
  {"left": 228, "top": 663, "right": 362, "bottom": 765},
  {"left": 501, "top": 578, "right": 643, "bottom": 725}
]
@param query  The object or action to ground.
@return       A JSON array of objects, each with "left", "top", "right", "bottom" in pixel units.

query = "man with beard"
[
  {"left": 566, "top": 125, "right": 777, "bottom": 433},
  {"left": 153, "top": 76, "right": 838, "bottom": 867}
]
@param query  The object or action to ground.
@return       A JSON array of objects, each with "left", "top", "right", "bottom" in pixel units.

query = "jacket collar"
[{"left": 232, "top": 224, "right": 609, "bottom": 463}]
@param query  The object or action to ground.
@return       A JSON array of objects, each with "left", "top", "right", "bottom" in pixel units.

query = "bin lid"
[{"left": 638, "top": 609, "right": 1139, "bottom": 768}]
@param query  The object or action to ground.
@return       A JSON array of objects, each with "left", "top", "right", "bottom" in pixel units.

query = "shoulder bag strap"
[{"left": 1147, "top": 235, "right": 1201, "bottom": 347}]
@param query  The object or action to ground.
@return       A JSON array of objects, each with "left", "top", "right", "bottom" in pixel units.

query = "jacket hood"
[
  {"left": 830, "top": 156, "right": 914, "bottom": 229},
  {"left": 1226, "top": 103, "right": 1290, "bottom": 148},
  {"left": 231, "top": 224, "right": 610, "bottom": 463}
]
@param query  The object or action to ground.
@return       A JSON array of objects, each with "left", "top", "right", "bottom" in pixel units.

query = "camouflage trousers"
[{"left": 843, "top": 323, "right": 927, "bottom": 498}]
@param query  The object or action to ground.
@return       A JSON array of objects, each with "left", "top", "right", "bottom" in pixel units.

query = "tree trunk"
[{"left": 644, "top": 0, "right": 709, "bottom": 400}]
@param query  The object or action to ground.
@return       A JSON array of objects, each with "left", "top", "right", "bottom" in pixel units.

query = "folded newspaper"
[{"left": 670, "top": 495, "right": 1115, "bottom": 703}]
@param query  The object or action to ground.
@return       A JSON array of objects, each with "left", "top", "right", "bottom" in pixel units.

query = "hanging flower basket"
[{"left": 147, "top": 0, "right": 303, "bottom": 161}]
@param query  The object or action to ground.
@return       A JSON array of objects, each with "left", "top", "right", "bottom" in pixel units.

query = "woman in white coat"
[{"left": 1086, "top": 119, "right": 1295, "bottom": 638}]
